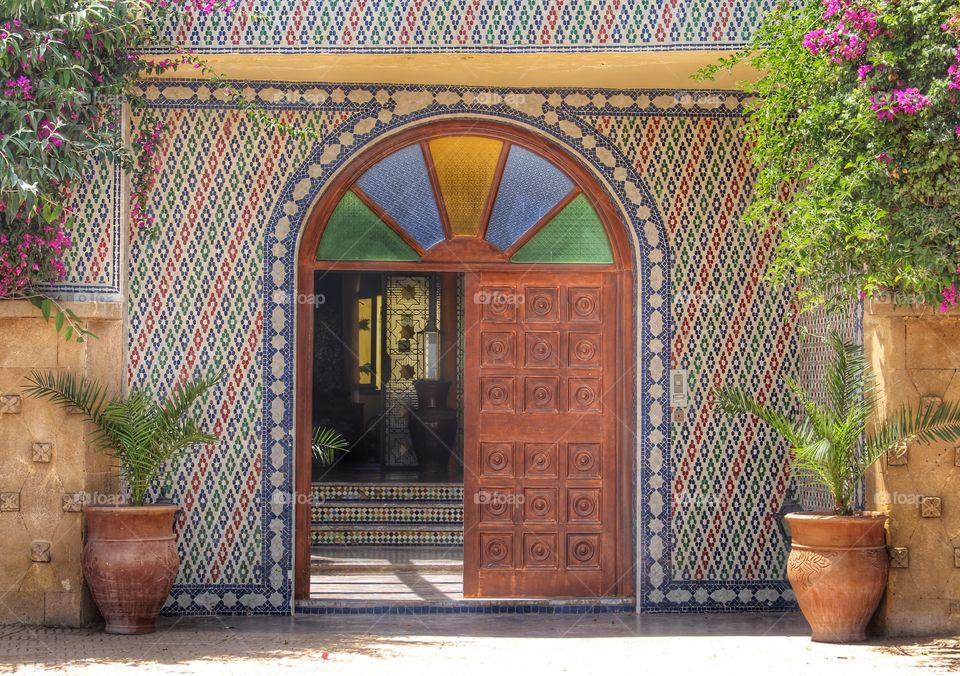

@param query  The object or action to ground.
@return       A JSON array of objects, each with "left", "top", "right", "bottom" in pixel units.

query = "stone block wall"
[
  {"left": 864, "top": 302, "right": 960, "bottom": 636},
  {"left": 0, "top": 300, "right": 123, "bottom": 626}
]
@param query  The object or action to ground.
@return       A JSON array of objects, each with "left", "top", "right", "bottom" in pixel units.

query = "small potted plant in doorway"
[
  {"left": 714, "top": 332, "right": 960, "bottom": 643},
  {"left": 25, "top": 369, "right": 222, "bottom": 634}
]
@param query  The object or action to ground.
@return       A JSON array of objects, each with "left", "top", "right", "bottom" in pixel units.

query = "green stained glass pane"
[
  {"left": 317, "top": 191, "right": 419, "bottom": 261},
  {"left": 510, "top": 195, "right": 613, "bottom": 264}
]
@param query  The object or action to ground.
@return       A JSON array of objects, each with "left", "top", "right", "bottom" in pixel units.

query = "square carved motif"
[
  {"left": 522, "top": 533, "right": 558, "bottom": 569},
  {"left": 568, "top": 377, "right": 601, "bottom": 413},
  {"left": 30, "top": 540, "right": 51, "bottom": 563},
  {"left": 479, "top": 286, "right": 517, "bottom": 322},
  {"left": 0, "top": 492, "right": 20, "bottom": 512},
  {"left": 567, "top": 533, "right": 602, "bottom": 569},
  {"left": 887, "top": 443, "right": 908, "bottom": 466},
  {"left": 524, "top": 331, "right": 560, "bottom": 368},
  {"left": 524, "top": 377, "right": 559, "bottom": 413},
  {"left": 478, "top": 492, "right": 514, "bottom": 524},
  {"left": 480, "top": 533, "right": 513, "bottom": 569},
  {"left": 567, "top": 488, "right": 601, "bottom": 524},
  {"left": 0, "top": 395, "right": 22, "bottom": 414},
  {"left": 522, "top": 488, "right": 558, "bottom": 524},
  {"left": 62, "top": 493, "right": 84, "bottom": 513},
  {"left": 523, "top": 443, "right": 558, "bottom": 478},
  {"left": 568, "top": 287, "right": 602, "bottom": 322},
  {"left": 568, "top": 332, "right": 601, "bottom": 368},
  {"left": 567, "top": 443, "right": 601, "bottom": 479},
  {"left": 480, "top": 377, "right": 514, "bottom": 413},
  {"left": 31, "top": 442, "right": 53, "bottom": 463},
  {"left": 480, "top": 331, "right": 516, "bottom": 367},
  {"left": 889, "top": 546, "right": 909, "bottom": 569},
  {"left": 479, "top": 442, "right": 513, "bottom": 478},
  {"left": 920, "top": 496, "right": 942, "bottom": 518},
  {"left": 523, "top": 287, "right": 560, "bottom": 323}
]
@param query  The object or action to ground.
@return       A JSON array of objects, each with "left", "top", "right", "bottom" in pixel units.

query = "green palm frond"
[
  {"left": 714, "top": 330, "right": 960, "bottom": 515},
  {"left": 865, "top": 400, "right": 960, "bottom": 470},
  {"left": 24, "top": 370, "right": 222, "bottom": 506},
  {"left": 312, "top": 427, "right": 349, "bottom": 466},
  {"left": 713, "top": 385, "right": 807, "bottom": 448}
]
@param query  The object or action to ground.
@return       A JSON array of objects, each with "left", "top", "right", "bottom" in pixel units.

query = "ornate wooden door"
[{"left": 463, "top": 271, "right": 621, "bottom": 598}]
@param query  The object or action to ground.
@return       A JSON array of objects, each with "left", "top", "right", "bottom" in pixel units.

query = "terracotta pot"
[
  {"left": 785, "top": 512, "right": 889, "bottom": 643},
  {"left": 83, "top": 505, "right": 180, "bottom": 634}
]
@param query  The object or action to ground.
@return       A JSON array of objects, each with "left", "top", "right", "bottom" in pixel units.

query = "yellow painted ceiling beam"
[{"left": 143, "top": 51, "right": 756, "bottom": 90}]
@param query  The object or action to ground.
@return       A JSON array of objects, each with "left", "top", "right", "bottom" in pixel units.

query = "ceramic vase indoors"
[
  {"left": 83, "top": 505, "right": 180, "bottom": 634},
  {"left": 785, "top": 512, "right": 889, "bottom": 643},
  {"left": 408, "top": 379, "right": 457, "bottom": 478}
]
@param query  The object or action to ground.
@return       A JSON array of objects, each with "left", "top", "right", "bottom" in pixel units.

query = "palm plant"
[
  {"left": 714, "top": 332, "right": 960, "bottom": 515},
  {"left": 24, "top": 370, "right": 222, "bottom": 506},
  {"left": 312, "top": 426, "right": 349, "bottom": 466}
]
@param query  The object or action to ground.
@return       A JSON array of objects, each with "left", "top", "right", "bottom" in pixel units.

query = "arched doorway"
[{"left": 295, "top": 119, "right": 635, "bottom": 600}]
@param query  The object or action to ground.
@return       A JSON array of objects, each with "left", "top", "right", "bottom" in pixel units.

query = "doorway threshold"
[{"left": 295, "top": 596, "right": 636, "bottom": 615}]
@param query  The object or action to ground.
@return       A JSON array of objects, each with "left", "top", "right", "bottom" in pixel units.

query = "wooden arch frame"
[{"left": 295, "top": 118, "right": 636, "bottom": 599}]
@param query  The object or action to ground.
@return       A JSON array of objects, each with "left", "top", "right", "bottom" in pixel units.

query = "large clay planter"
[
  {"left": 408, "top": 379, "right": 457, "bottom": 478},
  {"left": 83, "top": 505, "right": 180, "bottom": 634},
  {"left": 785, "top": 512, "right": 889, "bottom": 643}
]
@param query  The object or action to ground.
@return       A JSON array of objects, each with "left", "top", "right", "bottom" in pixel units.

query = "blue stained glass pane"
[
  {"left": 485, "top": 146, "right": 574, "bottom": 251},
  {"left": 356, "top": 145, "right": 445, "bottom": 250}
]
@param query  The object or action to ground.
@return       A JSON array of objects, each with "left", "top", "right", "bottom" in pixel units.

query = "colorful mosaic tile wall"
[
  {"left": 51, "top": 159, "right": 122, "bottom": 300},
  {"left": 114, "top": 81, "right": 800, "bottom": 613},
  {"left": 593, "top": 114, "right": 799, "bottom": 589},
  {"left": 794, "top": 301, "right": 863, "bottom": 512},
  {"left": 151, "top": 0, "right": 775, "bottom": 53}
]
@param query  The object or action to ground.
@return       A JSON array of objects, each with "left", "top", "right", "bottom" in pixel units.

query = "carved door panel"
[{"left": 463, "top": 271, "right": 619, "bottom": 598}]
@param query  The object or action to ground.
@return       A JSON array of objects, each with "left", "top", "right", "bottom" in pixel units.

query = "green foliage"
[
  {"left": 311, "top": 426, "right": 349, "bottom": 466},
  {"left": 698, "top": 0, "right": 960, "bottom": 309},
  {"left": 24, "top": 368, "right": 222, "bottom": 505},
  {"left": 714, "top": 332, "right": 960, "bottom": 514},
  {"left": 27, "top": 295, "right": 95, "bottom": 342}
]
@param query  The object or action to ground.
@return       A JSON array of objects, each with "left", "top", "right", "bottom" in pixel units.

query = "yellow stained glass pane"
[{"left": 428, "top": 136, "right": 503, "bottom": 236}]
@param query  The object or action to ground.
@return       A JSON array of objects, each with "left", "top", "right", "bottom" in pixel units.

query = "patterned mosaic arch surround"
[{"left": 134, "top": 81, "right": 796, "bottom": 615}]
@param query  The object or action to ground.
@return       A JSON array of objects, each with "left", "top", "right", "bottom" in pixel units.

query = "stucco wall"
[
  {"left": 0, "top": 301, "right": 123, "bottom": 627},
  {"left": 865, "top": 303, "right": 960, "bottom": 636}
]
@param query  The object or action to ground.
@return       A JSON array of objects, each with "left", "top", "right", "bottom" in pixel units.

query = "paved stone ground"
[{"left": 1, "top": 613, "right": 958, "bottom": 675}]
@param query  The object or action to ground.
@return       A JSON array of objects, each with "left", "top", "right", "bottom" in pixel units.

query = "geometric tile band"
[{"left": 150, "top": 0, "right": 777, "bottom": 54}]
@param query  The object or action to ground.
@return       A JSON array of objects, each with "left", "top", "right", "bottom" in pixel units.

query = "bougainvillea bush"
[
  {"left": 701, "top": 0, "right": 960, "bottom": 310},
  {"left": 0, "top": 0, "right": 304, "bottom": 310}
]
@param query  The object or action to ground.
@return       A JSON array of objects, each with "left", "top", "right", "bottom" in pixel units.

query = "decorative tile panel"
[
  {"left": 150, "top": 0, "right": 776, "bottom": 54},
  {"left": 50, "top": 159, "right": 122, "bottom": 299},
  {"left": 30, "top": 541, "right": 51, "bottom": 563},
  {"left": 0, "top": 395, "right": 22, "bottom": 415},
  {"left": 0, "top": 493, "right": 20, "bottom": 512},
  {"left": 920, "top": 497, "right": 942, "bottom": 519},
  {"left": 31, "top": 443, "right": 53, "bottom": 463},
  {"left": 890, "top": 547, "right": 910, "bottom": 569}
]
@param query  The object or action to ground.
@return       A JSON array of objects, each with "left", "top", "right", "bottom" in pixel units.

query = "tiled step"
[
  {"left": 311, "top": 523, "right": 464, "bottom": 547},
  {"left": 312, "top": 483, "right": 464, "bottom": 503},
  {"left": 313, "top": 500, "right": 463, "bottom": 524}
]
